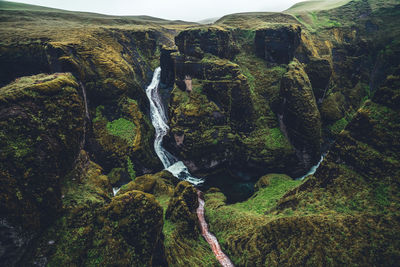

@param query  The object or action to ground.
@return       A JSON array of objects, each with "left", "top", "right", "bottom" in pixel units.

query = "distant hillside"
[
  {"left": 285, "top": 0, "right": 352, "bottom": 13},
  {"left": 0, "top": 1, "right": 197, "bottom": 25}
]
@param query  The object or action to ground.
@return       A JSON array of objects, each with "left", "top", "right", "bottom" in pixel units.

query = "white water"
[
  {"left": 145, "top": 67, "right": 203, "bottom": 185},
  {"left": 147, "top": 67, "right": 234, "bottom": 265},
  {"left": 296, "top": 154, "right": 325, "bottom": 180},
  {"left": 112, "top": 187, "right": 121, "bottom": 196}
]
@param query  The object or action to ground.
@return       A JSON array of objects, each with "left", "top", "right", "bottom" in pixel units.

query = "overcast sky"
[{"left": 8, "top": 0, "right": 305, "bottom": 21}]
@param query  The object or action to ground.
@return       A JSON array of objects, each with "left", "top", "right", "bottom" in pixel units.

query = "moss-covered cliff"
[{"left": 204, "top": 67, "right": 400, "bottom": 266}]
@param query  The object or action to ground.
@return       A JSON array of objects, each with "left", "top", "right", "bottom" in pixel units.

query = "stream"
[{"left": 146, "top": 67, "right": 233, "bottom": 266}]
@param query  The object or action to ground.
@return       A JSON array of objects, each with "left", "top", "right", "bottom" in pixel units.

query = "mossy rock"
[
  {"left": 320, "top": 91, "right": 346, "bottom": 122},
  {"left": 280, "top": 59, "right": 322, "bottom": 172},
  {"left": 255, "top": 25, "right": 301, "bottom": 64},
  {"left": 0, "top": 72, "right": 85, "bottom": 231},
  {"left": 254, "top": 173, "right": 292, "bottom": 192},
  {"left": 91, "top": 97, "right": 162, "bottom": 175},
  {"left": 305, "top": 56, "right": 332, "bottom": 99},
  {"left": 117, "top": 170, "right": 179, "bottom": 196},
  {"left": 19, "top": 152, "right": 165, "bottom": 266},
  {"left": 175, "top": 26, "right": 238, "bottom": 59},
  {"left": 165, "top": 181, "right": 199, "bottom": 238}
]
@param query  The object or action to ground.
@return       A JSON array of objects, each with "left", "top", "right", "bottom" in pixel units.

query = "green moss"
[
  {"left": 230, "top": 175, "right": 300, "bottom": 215},
  {"left": 265, "top": 128, "right": 291, "bottom": 150},
  {"left": 374, "top": 183, "right": 390, "bottom": 207},
  {"left": 328, "top": 117, "right": 349, "bottom": 135},
  {"left": 106, "top": 118, "right": 136, "bottom": 143},
  {"left": 126, "top": 157, "right": 136, "bottom": 181},
  {"left": 6, "top": 137, "right": 33, "bottom": 158}
]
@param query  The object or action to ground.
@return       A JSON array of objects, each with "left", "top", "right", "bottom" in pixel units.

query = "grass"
[
  {"left": 328, "top": 117, "right": 348, "bottom": 135},
  {"left": 106, "top": 118, "right": 136, "bottom": 143},
  {"left": 265, "top": 128, "right": 291, "bottom": 150},
  {"left": 126, "top": 157, "right": 136, "bottom": 181},
  {"left": 231, "top": 175, "right": 301, "bottom": 215}
]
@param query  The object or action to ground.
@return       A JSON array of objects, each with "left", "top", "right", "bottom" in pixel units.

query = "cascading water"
[
  {"left": 145, "top": 67, "right": 203, "bottom": 185},
  {"left": 146, "top": 67, "right": 233, "bottom": 266},
  {"left": 296, "top": 154, "right": 325, "bottom": 180}
]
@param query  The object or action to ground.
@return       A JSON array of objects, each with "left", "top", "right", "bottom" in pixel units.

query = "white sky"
[{"left": 8, "top": 0, "right": 305, "bottom": 21}]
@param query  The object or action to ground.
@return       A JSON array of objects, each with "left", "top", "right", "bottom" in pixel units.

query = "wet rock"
[
  {"left": 255, "top": 25, "right": 301, "bottom": 64},
  {"left": 280, "top": 60, "right": 321, "bottom": 173}
]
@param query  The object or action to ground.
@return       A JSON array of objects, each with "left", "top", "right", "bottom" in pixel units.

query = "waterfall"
[
  {"left": 145, "top": 67, "right": 203, "bottom": 185},
  {"left": 80, "top": 82, "right": 90, "bottom": 120},
  {"left": 79, "top": 82, "right": 90, "bottom": 151},
  {"left": 296, "top": 154, "right": 325, "bottom": 180},
  {"left": 147, "top": 67, "right": 233, "bottom": 266}
]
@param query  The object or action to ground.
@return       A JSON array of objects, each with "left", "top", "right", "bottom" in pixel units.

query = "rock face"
[
  {"left": 305, "top": 57, "right": 332, "bottom": 100},
  {"left": 175, "top": 27, "right": 238, "bottom": 59},
  {"left": 166, "top": 181, "right": 199, "bottom": 237},
  {"left": 18, "top": 151, "right": 165, "bottom": 266},
  {"left": 280, "top": 60, "right": 322, "bottom": 172},
  {"left": 255, "top": 25, "right": 301, "bottom": 64},
  {"left": 203, "top": 71, "right": 400, "bottom": 266},
  {"left": 0, "top": 73, "right": 85, "bottom": 231},
  {"left": 117, "top": 170, "right": 179, "bottom": 196},
  {"left": 166, "top": 40, "right": 255, "bottom": 176},
  {"left": 0, "top": 73, "right": 85, "bottom": 265}
]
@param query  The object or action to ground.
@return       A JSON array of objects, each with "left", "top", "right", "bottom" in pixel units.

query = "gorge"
[{"left": 0, "top": 0, "right": 400, "bottom": 266}]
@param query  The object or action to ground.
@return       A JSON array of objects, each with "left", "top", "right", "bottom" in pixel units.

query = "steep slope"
[{"left": 204, "top": 66, "right": 400, "bottom": 266}]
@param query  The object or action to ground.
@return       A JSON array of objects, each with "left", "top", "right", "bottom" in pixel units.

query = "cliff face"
[
  {"left": 204, "top": 67, "right": 400, "bottom": 266},
  {"left": 0, "top": 73, "right": 84, "bottom": 230}
]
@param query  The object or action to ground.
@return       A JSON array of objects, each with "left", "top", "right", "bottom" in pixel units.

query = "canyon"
[{"left": 0, "top": 0, "right": 399, "bottom": 266}]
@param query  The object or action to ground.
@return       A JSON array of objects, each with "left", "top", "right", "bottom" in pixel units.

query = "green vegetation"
[
  {"left": 126, "top": 157, "right": 136, "bottom": 181},
  {"left": 265, "top": 128, "right": 291, "bottom": 150},
  {"left": 232, "top": 174, "right": 300, "bottom": 214},
  {"left": 328, "top": 117, "right": 348, "bottom": 135},
  {"left": 106, "top": 118, "right": 136, "bottom": 143}
]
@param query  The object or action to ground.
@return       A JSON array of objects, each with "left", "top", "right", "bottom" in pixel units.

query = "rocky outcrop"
[
  {"left": 165, "top": 181, "right": 199, "bottom": 237},
  {"left": 0, "top": 73, "right": 85, "bottom": 231},
  {"left": 255, "top": 25, "right": 301, "bottom": 64},
  {"left": 166, "top": 51, "right": 255, "bottom": 176},
  {"left": 175, "top": 27, "right": 238, "bottom": 59},
  {"left": 305, "top": 56, "right": 332, "bottom": 100},
  {"left": 0, "top": 73, "right": 85, "bottom": 265},
  {"left": 18, "top": 151, "right": 165, "bottom": 266},
  {"left": 90, "top": 96, "right": 162, "bottom": 176},
  {"left": 280, "top": 60, "right": 322, "bottom": 172},
  {"left": 117, "top": 170, "right": 179, "bottom": 196}
]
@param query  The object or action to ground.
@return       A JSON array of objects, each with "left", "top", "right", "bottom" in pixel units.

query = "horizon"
[{"left": 4, "top": 0, "right": 306, "bottom": 21}]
